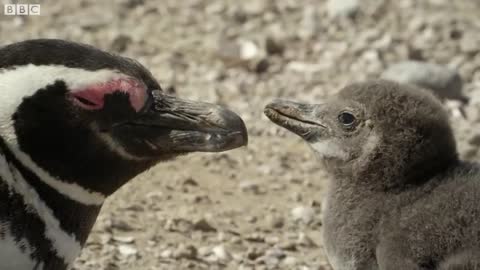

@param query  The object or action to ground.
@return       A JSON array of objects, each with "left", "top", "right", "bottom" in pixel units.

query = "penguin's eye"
[{"left": 338, "top": 112, "right": 356, "bottom": 126}]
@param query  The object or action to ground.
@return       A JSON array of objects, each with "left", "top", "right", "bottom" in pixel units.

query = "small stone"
[
  {"left": 197, "top": 246, "right": 211, "bottom": 257},
  {"left": 460, "top": 37, "right": 480, "bottom": 54},
  {"left": 291, "top": 192, "right": 303, "bottom": 202},
  {"left": 117, "top": 244, "right": 138, "bottom": 257},
  {"left": 291, "top": 206, "right": 316, "bottom": 224},
  {"left": 112, "top": 235, "right": 135, "bottom": 244},
  {"left": 261, "top": 248, "right": 286, "bottom": 267},
  {"left": 246, "top": 215, "right": 258, "bottom": 223},
  {"left": 111, "top": 219, "right": 135, "bottom": 231},
  {"left": 242, "top": 0, "right": 267, "bottom": 15},
  {"left": 265, "top": 236, "right": 280, "bottom": 245},
  {"left": 327, "top": 0, "right": 360, "bottom": 18},
  {"left": 263, "top": 257, "right": 280, "bottom": 268},
  {"left": 212, "top": 245, "right": 232, "bottom": 261},
  {"left": 160, "top": 249, "right": 173, "bottom": 258},
  {"left": 266, "top": 214, "right": 284, "bottom": 229},
  {"left": 265, "top": 248, "right": 286, "bottom": 259},
  {"left": 283, "top": 256, "right": 298, "bottom": 266},
  {"left": 120, "top": 0, "right": 144, "bottom": 9},
  {"left": 183, "top": 177, "right": 199, "bottom": 186},
  {"left": 217, "top": 39, "right": 260, "bottom": 63},
  {"left": 232, "top": 8, "right": 248, "bottom": 24},
  {"left": 381, "top": 61, "right": 467, "bottom": 103},
  {"left": 297, "top": 232, "right": 318, "bottom": 247},
  {"left": 174, "top": 244, "right": 198, "bottom": 260},
  {"left": 265, "top": 36, "right": 285, "bottom": 56},
  {"left": 246, "top": 247, "right": 264, "bottom": 260},
  {"left": 239, "top": 181, "right": 261, "bottom": 194},
  {"left": 192, "top": 218, "right": 217, "bottom": 232},
  {"left": 299, "top": 6, "right": 320, "bottom": 40},
  {"left": 255, "top": 58, "right": 270, "bottom": 74},
  {"left": 245, "top": 233, "right": 265, "bottom": 243},
  {"left": 239, "top": 41, "right": 259, "bottom": 60},
  {"left": 287, "top": 61, "right": 329, "bottom": 73},
  {"left": 279, "top": 241, "right": 297, "bottom": 251}
]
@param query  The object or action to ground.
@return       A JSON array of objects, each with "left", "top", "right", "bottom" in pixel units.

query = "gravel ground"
[{"left": 1, "top": 0, "right": 480, "bottom": 269}]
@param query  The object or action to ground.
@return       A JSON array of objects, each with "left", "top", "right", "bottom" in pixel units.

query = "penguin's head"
[
  {"left": 265, "top": 80, "right": 457, "bottom": 189},
  {"left": 0, "top": 39, "right": 247, "bottom": 196}
]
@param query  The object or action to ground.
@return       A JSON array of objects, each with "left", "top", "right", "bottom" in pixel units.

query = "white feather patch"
[
  {"left": 309, "top": 139, "right": 349, "bottom": 160},
  {"left": 0, "top": 224, "right": 42, "bottom": 270},
  {"left": 360, "top": 133, "right": 379, "bottom": 159},
  {"left": 4, "top": 147, "right": 106, "bottom": 205},
  {"left": 0, "top": 65, "right": 127, "bottom": 205},
  {"left": 0, "top": 153, "right": 81, "bottom": 266}
]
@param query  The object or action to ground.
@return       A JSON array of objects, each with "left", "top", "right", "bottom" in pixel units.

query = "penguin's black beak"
[
  {"left": 120, "top": 90, "right": 248, "bottom": 154},
  {"left": 264, "top": 99, "right": 326, "bottom": 141}
]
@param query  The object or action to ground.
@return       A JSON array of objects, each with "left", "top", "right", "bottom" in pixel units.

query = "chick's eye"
[{"left": 338, "top": 112, "right": 356, "bottom": 126}]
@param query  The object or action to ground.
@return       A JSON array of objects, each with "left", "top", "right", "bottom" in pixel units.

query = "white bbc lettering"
[
  {"left": 3, "top": 4, "right": 41, "bottom": 15},
  {"left": 16, "top": 4, "right": 28, "bottom": 15},
  {"left": 29, "top": 4, "right": 40, "bottom": 15},
  {"left": 3, "top": 4, "right": 15, "bottom": 15}
]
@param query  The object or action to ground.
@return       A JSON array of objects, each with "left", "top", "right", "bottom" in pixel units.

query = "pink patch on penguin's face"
[{"left": 71, "top": 78, "right": 147, "bottom": 112}]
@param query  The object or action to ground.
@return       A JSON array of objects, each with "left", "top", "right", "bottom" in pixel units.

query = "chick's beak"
[{"left": 264, "top": 99, "right": 326, "bottom": 140}]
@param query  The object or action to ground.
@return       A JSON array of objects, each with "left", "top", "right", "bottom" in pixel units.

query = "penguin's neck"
[{"left": 0, "top": 137, "right": 102, "bottom": 267}]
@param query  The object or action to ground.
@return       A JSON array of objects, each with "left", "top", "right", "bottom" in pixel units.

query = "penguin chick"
[{"left": 265, "top": 80, "right": 480, "bottom": 270}]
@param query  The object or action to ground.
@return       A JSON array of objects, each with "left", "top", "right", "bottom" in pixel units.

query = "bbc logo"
[{"left": 4, "top": 4, "right": 41, "bottom": 15}]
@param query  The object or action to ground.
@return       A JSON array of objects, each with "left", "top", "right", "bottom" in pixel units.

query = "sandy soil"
[{"left": 1, "top": 0, "right": 480, "bottom": 269}]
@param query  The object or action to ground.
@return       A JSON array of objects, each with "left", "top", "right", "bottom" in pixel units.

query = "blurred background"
[{"left": 1, "top": 0, "right": 479, "bottom": 269}]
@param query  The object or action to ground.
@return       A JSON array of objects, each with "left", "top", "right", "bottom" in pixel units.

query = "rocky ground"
[{"left": 1, "top": 0, "right": 480, "bottom": 269}]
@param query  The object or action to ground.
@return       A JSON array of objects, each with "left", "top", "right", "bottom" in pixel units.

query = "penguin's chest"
[
  {"left": 322, "top": 194, "right": 380, "bottom": 270},
  {"left": 0, "top": 223, "right": 42, "bottom": 270}
]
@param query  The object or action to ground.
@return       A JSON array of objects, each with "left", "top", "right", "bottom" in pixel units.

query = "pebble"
[
  {"left": 112, "top": 235, "right": 135, "bottom": 244},
  {"left": 327, "top": 0, "right": 360, "bottom": 18},
  {"left": 217, "top": 39, "right": 260, "bottom": 63},
  {"left": 460, "top": 36, "right": 480, "bottom": 54},
  {"left": 291, "top": 206, "right": 316, "bottom": 224},
  {"left": 299, "top": 6, "right": 320, "bottom": 40},
  {"left": 239, "top": 181, "right": 261, "bottom": 194},
  {"left": 265, "top": 36, "right": 285, "bottom": 56},
  {"left": 242, "top": 0, "right": 267, "bottom": 16},
  {"left": 381, "top": 61, "right": 467, "bottom": 103},
  {"left": 246, "top": 247, "right": 264, "bottom": 260},
  {"left": 297, "top": 232, "right": 318, "bottom": 247},
  {"left": 265, "top": 236, "right": 280, "bottom": 245},
  {"left": 279, "top": 241, "right": 297, "bottom": 252},
  {"left": 260, "top": 248, "right": 285, "bottom": 267},
  {"left": 283, "top": 256, "right": 298, "bottom": 266},
  {"left": 182, "top": 177, "right": 199, "bottom": 186},
  {"left": 264, "top": 248, "right": 286, "bottom": 260},
  {"left": 192, "top": 218, "right": 217, "bottom": 232},
  {"left": 245, "top": 233, "right": 266, "bottom": 243},
  {"left": 212, "top": 244, "right": 232, "bottom": 261},
  {"left": 266, "top": 214, "right": 285, "bottom": 229},
  {"left": 287, "top": 61, "right": 329, "bottom": 73},
  {"left": 173, "top": 244, "right": 198, "bottom": 260},
  {"left": 117, "top": 244, "right": 138, "bottom": 257},
  {"left": 160, "top": 249, "right": 173, "bottom": 259}
]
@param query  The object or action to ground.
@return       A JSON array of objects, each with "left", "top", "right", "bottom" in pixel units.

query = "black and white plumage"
[
  {"left": 0, "top": 39, "right": 247, "bottom": 270},
  {"left": 265, "top": 80, "right": 480, "bottom": 270}
]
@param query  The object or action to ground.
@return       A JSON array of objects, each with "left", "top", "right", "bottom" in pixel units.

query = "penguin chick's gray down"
[
  {"left": 0, "top": 39, "right": 247, "bottom": 270},
  {"left": 265, "top": 80, "right": 480, "bottom": 270}
]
